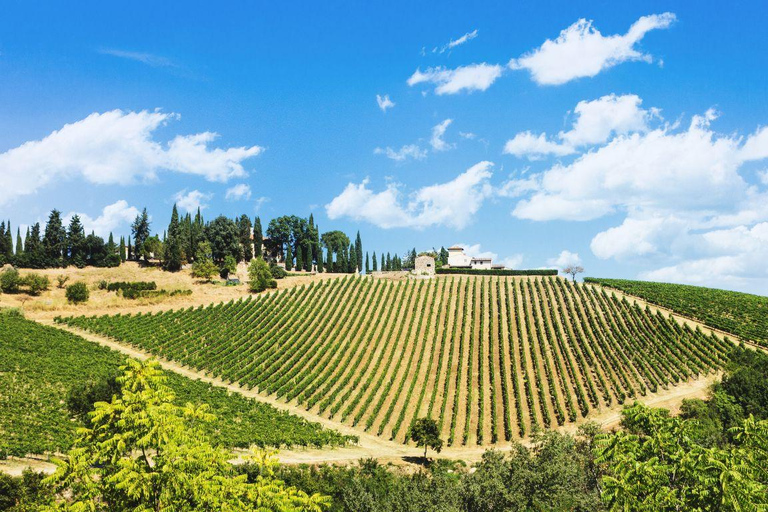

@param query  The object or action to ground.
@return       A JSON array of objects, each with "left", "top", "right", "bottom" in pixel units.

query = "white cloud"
[
  {"left": 741, "top": 126, "right": 768, "bottom": 161},
  {"left": 430, "top": 119, "right": 454, "bottom": 151},
  {"left": 504, "top": 94, "right": 654, "bottom": 159},
  {"left": 0, "top": 110, "right": 263, "bottom": 207},
  {"left": 548, "top": 250, "right": 582, "bottom": 269},
  {"left": 225, "top": 183, "right": 252, "bottom": 201},
  {"left": 65, "top": 200, "right": 140, "bottom": 238},
  {"left": 759, "top": 169, "right": 768, "bottom": 186},
  {"left": 253, "top": 196, "right": 270, "bottom": 213},
  {"left": 407, "top": 63, "right": 503, "bottom": 95},
  {"left": 503, "top": 131, "right": 575, "bottom": 160},
  {"left": 376, "top": 94, "right": 395, "bottom": 112},
  {"left": 509, "top": 13, "right": 676, "bottom": 85},
  {"left": 459, "top": 131, "right": 476, "bottom": 140},
  {"left": 436, "top": 29, "right": 479, "bottom": 53},
  {"left": 374, "top": 144, "right": 428, "bottom": 162},
  {"left": 98, "top": 48, "right": 175, "bottom": 67},
  {"left": 326, "top": 161, "right": 494, "bottom": 229},
  {"left": 174, "top": 189, "right": 212, "bottom": 213},
  {"left": 512, "top": 111, "right": 746, "bottom": 222}
]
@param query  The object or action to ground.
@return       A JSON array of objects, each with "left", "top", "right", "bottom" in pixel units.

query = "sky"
[{"left": 1, "top": 1, "right": 767, "bottom": 294}]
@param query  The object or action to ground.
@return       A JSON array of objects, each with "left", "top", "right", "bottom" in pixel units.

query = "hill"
[
  {"left": 58, "top": 275, "right": 734, "bottom": 447},
  {"left": 0, "top": 310, "right": 353, "bottom": 458},
  {"left": 584, "top": 278, "right": 768, "bottom": 346}
]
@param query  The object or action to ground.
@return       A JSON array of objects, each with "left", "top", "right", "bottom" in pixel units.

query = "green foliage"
[
  {"left": 595, "top": 402, "right": 768, "bottom": 511},
  {"left": 720, "top": 347, "right": 768, "bottom": 420},
  {"left": 249, "top": 257, "right": 277, "bottom": 292},
  {"left": 130, "top": 208, "right": 151, "bottom": 262},
  {"left": 0, "top": 469, "right": 53, "bottom": 510},
  {"left": 55, "top": 274, "right": 69, "bottom": 289},
  {"left": 0, "top": 266, "right": 21, "bottom": 293},
  {"left": 163, "top": 203, "right": 183, "bottom": 271},
  {"left": 106, "top": 281, "right": 157, "bottom": 293},
  {"left": 271, "top": 263, "right": 288, "bottom": 279},
  {"left": 437, "top": 268, "right": 558, "bottom": 276},
  {"left": 408, "top": 417, "right": 443, "bottom": 459},
  {"left": 191, "top": 241, "right": 219, "bottom": 281},
  {"left": 206, "top": 215, "right": 241, "bottom": 264},
  {"left": 22, "top": 273, "right": 50, "bottom": 295},
  {"left": 65, "top": 281, "right": 89, "bottom": 304},
  {"left": 584, "top": 277, "right": 768, "bottom": 345},
  {"left": 220, "top": 254, "right": 237, "bottom": 279},
  {"left": 285, "top": 244, "right": 293, "bottom": 271},
  {"left": 43, "top": 359, "right": 332, "bottom": 511}
]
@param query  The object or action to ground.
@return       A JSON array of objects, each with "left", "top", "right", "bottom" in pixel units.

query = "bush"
[
  {"left": 56, "top": 275, "right": 70, "bottom": 289},
  {"left": 436, "top": 268, "right": 558, "bottom": 276},
  {"left": 219, "top": 255, "right": 237, "bottom": 279},
  {"left": 270, "top": 264, "right": 288, "bottom": 280},
  {"left": 106, "top": 281, "right": 157, "bottom": 293},
  {"left": 248, "top": 258, "right": 277, "bottom": 293},
  {"left": 66, "top": 282, "right": 89, "bottom": 304},
  {"left": 97, "top": 280, "right": 108, "bottom": 290},
  {"left": 0, "top": 267, "right": 20, "bottom": 293},
  {"left": 23, "top": 273, "right": 50, "bottom": 295}
]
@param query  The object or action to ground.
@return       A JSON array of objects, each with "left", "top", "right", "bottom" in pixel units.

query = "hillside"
[
  {"left": 59, "top": 275, "right": 734, "bottom": 447},
  {"left": 585, "top": 278, "right": 768, "bottom": 346},
  {"left": 0, "top": 310, "right": 353, "bottom": 458}
]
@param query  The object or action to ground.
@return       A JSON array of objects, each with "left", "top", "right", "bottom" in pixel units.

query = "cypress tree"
[
  {"left": 237, "top": 215, "right": 253, "bottom": 262},
  {"left": 295, "top": 243, "right": 304, "bottom": 272},
  {"left": 372, "top": 252, "right": 378, "bottom": 272},
  {"left": 316, "top": 247, "right": 324, "bottom": 273},
  {"left": 0, "top": 221, "right": 6, "bottom": 258},
  {"left": 127, "top": 236, "right": 133, "bottom": 261},
  {"left": 348, "top": 243, "right": 356, "bottom": 273},
  {"left": 355, "top": 231, "right": 363, "bottom": 272},
  {"left": 284, "top": 244, "right": 293, "bottom": 271},
  {"left": 163, "top": 204, "right": 183, "bottom": 271},
  {"left": 326, "top": 246, "right": 333, "bottom": 272},
  {"left": 119, "top": 237, "right": 126, "bottom": 262},
  {"left": 67, "top": 215, "right": 86, "bottom": 266},
  {"left": 4, "top": 221, "right": 13, "bottom": 259},
  {"left": 365, "top": 252, "right": 370, "bottom": 274},
  {"left": 15, "top": 228, "right": 22, "bottom": 256},
  {"left": 253, "top": 216, "right": 263, "bottom": 259},
  {"left": 386, "top": 252, "right": 391, "bottom": 271}
]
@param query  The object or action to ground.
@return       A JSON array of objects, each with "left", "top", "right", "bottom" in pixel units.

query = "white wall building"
[{"left": 447, "top": 246, "right": 502, "bottom": 270}]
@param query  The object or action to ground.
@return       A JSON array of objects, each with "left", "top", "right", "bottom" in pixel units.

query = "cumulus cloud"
[
  {"left": 253, "top": 196, "right": 270, "bottom": 213},
  {"left": 0, "top": 110, "right": 263, "bottom": 207},
  {"left": 504, "top": 94, "right": 654, "bottom": 159},
  {"left": 225, "top": 183, "right": 252, "bottom": 201},
  {"left": 376, "top": 94, "right": 395, "bottom": 112},
  {"left": 374, "top": 144, "right": 428, "bottom": 162},
  {"left": 509, "top": 13, "right": 676, "bottom": 85},
  {"left": 407, "top": 63, "right": 503, "bottom": 95},
  {"left": 65, "top": 200, "right": 140, "bottom": 238},
  {"left": 326, "top": 161, "right": 494, "bottom": 229},
  {"left": 548, "top": 250, "right": 582, "bottom": 269},
  {"left": 430, "top": 119, "right": 454, "bottom": 151},
  {"left": 174, "top": 189, "right": 212, "bottom": 213},
  {"left": 435, "top": 29, "right": 478, "bottom": 53},
  {"left": 454, "top": 242, "right": 523, "bottom": 269}
]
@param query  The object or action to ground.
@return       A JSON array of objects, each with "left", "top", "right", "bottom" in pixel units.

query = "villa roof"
[{"left": 447, "top": 245, "right": 464, "bottom": 250}]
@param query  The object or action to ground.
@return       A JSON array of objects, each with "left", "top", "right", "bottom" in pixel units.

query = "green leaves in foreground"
[
  {"left": 595, "top": 402, "right": 768, "bottom": 511},
  {"left": 43, "top": 359, "right": 330, "bottom": 512}
]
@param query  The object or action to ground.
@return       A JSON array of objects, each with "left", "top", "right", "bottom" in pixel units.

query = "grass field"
[
  {"left": 585, "top": 278, "right": 768, "bottom": 346},
  {"left": 58, "top": 275, "right": 735, "bottom": 447},
  {"left": 0, "top": 310, "right": 353, "bottom": 458}
]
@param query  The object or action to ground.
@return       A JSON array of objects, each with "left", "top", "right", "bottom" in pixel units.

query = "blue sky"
[{"left": 2, "top": 1, "right": 768, "bottom": 293}]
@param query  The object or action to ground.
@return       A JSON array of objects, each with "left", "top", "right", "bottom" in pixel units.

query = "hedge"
[
  {"left": 436, "top": 268, "right": 558, "bottom": 276},
  {"left": 106, "top": 281, "right": 157, "bottom": 293}
]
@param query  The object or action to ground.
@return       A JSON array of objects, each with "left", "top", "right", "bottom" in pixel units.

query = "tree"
[
  {"left": 0, "top": 267, "right": 21, "bottom": 293},
  {"left": 348, "top": 243, "right": 357, "bottom": 273},
  {"left": 220, "top": 254, "right": 237, "bottom": 279},
  {"left": 372, "top": 252, "right": 378, "bottom": 272},
  {"left": 237, "top": 214, "right": 253, "bottom": 262},
  {"left": 119, "top": 236, "right": 126, "bottom": 263},
  {"left": 439, "top": 246, "right": 449, "bottom": 266},
  {"left": 130, "top": 208, "right": 151, "bottom": 263},
  {"left": 163, "top": 204, "right": 183, "bottom": 271},
  {"left": 365, "top": 252, "right": 370, "bottom": 274},
  {"left": 284, "top": 244, "right": 293, "bottom": 271},
  {"left": 248, "top": 258, "right": 277, "bottom": 293},
  {"left": 563, "top": 265, "right": 584, "bottom": 282},
  {"left": 316, "top": 246, "right": 324, "bottom": 273},
  {"left": 42, "top": 209, "right": 66, "bottom": 266},
  {"left": 65, "top": 281, "right": 89, "bottom": 303},
  {"left": 43, "top": 359, "right": 330, "bottom": 511},
  {"left": 296, "top": 243, "right": 304, "bottom": 272},
  {"left": 408, "top": 418, "right": 443, "bottom": 460},
  {"left": 355, "top": 231, "right": 363, "bottom": 272},
  {"left": 205, "top": 215, "right": 240, "bottom": 264},
  {"left": 15, "top": 228, "right": 22, "bottom": 257},
  {"left": 127, "top": 236, "right": 133, "bottom": 261},
  {"left": 253, "top": 216, "right": 263, "bottom": 258},
  {"left": 191, "top": 241, "right": 218, "bottom": 281}
]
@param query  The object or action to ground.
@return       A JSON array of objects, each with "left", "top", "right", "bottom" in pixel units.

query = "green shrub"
[
  {"left": 248, "top": 258, "right": 276, "bottom": 293},
  {"left": 0, "top": 267, "right": 20, "bottom": 294},
  {"left": 56, "top": 275, "right": 70, "bottom": 289},
  {"left": 23, "top": 273, "right": 50, "bottom": 295},
  {"left": 270, "top": 264, "right": 288, "bottom": 280},
  {"left": 66, "top": 282, "right": 90, "bottom": 304},
  {"left": 106, "top": 281, "right": 157, "bottom": 293}
]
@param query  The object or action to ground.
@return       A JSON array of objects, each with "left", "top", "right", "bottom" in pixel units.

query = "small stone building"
[{"left": 414, "top": 254, "right": 436, "bottom": 276}]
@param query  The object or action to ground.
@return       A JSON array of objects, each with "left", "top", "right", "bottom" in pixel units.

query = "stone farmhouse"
[{"left": 446, "top": 245, "right": 506, "bottom": 270}]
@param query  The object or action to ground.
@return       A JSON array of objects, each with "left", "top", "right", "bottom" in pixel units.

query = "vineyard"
[
  {"left": 58, "top": 275, "right": 734, "bottom": 446},
  {"left": 585, "top": 278, "right": 768, "bottom": 346},
  {"left": 0, "top": 310, "right": 353, "bottom": 458}
]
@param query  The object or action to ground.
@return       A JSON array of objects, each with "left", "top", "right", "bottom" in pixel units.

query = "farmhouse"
[
  {"left": 446, "top": 245, "right": 505, "bottom": 270},
  {"left": 414, "top": 254, "right": 436, "bottom": 275}
]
